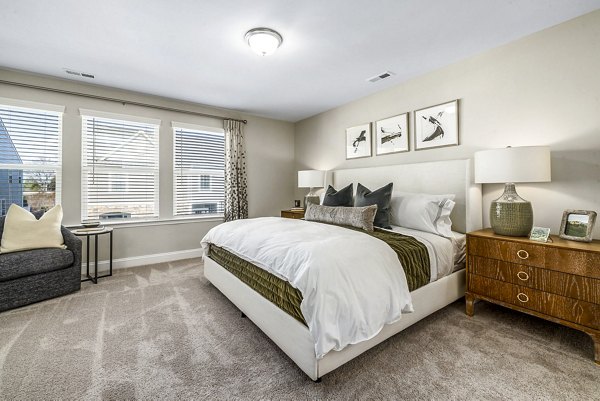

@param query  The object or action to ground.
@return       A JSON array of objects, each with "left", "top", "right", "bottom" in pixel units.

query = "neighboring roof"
[{"left": 0, "top": 117, "right": 23, "bottom": 164}]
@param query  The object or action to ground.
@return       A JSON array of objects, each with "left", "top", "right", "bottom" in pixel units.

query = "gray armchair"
[{"left": 0, "top": 216, "right": 82, "bottom": 312}]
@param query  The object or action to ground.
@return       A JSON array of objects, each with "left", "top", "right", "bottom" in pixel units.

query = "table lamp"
[
  {"left": 474, "top": 146, "right": 551, "bottom": 236},
  {"left": 298, "top": 170, "right": 325, "bottom": 208}
]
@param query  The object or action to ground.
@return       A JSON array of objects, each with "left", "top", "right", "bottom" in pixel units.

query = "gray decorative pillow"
[
  {"left": 322, "top": 184, "right": 353, "bottom": 207},
  {"left": 354, "top": 183, "right": 393, "bottom": 229},
  {"left": 305, "top": 203, "right": 377, "bottom": 232}
]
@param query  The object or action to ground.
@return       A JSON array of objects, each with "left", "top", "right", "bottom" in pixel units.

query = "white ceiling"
[{"left": 1, "top": 0, "right": 599, "bottom": 122}]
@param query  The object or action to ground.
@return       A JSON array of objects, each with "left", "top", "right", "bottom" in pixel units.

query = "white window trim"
[
  {"left": 81, "top": 113, "right": 160, "bottom": 222},
  {"left": 0, "top": 96, "right": 65, "bottom": 113},
  {"left": 172, "top": 122, "right": 225, "bottom": 218},
  {"left": 171, "top": 121, "right": 224, "bottom": 134},
  {"left": 65, "top": 214, "right": 224, "bottom": 229},
  {"left": 0, "top": 101, "right": 63, "bottom": 209},
  {"left": 79, "top": 108, "right": 161, "bottom": 126}
]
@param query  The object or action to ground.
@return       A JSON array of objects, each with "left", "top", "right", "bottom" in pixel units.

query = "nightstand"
[
  {"left": 281, "top": 209, "right": 305, "bottom": 219},
  {"left": 465, "top": 228, "right": 600, "bottom": 364}
]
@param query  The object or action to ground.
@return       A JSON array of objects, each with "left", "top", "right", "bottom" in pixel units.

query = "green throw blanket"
[{"left": 207, "top": 225, "right": 430, "bottom": 326}]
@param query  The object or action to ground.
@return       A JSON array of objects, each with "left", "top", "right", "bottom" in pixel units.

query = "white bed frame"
[{"left": 204, "top": 159, "right": 482, "bottom": 381}]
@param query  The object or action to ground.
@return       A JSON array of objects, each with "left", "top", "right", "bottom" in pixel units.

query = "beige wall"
[
  {"left": 2, "top": 8, "right": 599, "bottom": 266},
  {"left": 295, "top": 11, "right": 600, "bottom": 239},
  {"left": 0, "top": 69, "right": 295, "bottom": 263}
]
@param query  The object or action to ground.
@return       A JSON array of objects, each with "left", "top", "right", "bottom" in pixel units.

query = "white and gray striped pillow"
[{"left": 390, "top": 192, "right": 456, "bottom": 237}]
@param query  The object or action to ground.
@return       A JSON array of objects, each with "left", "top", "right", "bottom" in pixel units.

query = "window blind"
[
  {"left": 0, "top": 103, "right": 62, "bottom": 216},
  {"left": 173, "top": 126, "right": 225, "bottom": 216},
  {"left": 82, "top": 114, "right": 159, "bottom": 222}
]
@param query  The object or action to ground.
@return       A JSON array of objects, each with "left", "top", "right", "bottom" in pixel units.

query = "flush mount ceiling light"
[{"left": 245, "top": 27, "right": 283, "bottom": 56}]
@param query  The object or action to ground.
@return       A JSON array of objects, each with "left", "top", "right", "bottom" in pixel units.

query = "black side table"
[{"left": 71, "top": 227, "right": 113, "bottom": 284}]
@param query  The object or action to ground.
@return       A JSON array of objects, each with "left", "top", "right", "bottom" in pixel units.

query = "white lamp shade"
[
  {"left": 474, "top": 146, "right": 551, "bottom": 184},
  {"left": 298, "top": 170, "right": 325, "bottom": 188}
]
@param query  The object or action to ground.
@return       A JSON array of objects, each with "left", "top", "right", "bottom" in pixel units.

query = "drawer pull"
[
  {"left": 517, "top": 271, "right": 529, "bottom": 281},
  {"left": 517, "top": 293, "right": 529, "bottom": 303},
  {"left": 516, "top": 249, "right": 529, "bottom": 260}
]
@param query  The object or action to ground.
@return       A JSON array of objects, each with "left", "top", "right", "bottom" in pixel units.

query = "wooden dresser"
[
  {"left": 281, "top": 209, "right": 305, "bottom": 219},
  {"left": 465, "top": 229, "right": 600, "bottom": 364}
]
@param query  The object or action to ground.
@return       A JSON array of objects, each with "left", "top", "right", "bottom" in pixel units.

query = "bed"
[{"left": 202, "top": 159, "right": 482, "bottom": 381}]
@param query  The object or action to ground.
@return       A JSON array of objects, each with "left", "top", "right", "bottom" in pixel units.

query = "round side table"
[{"left": 71, "top": 227, "right": 113, "bottom": 284}]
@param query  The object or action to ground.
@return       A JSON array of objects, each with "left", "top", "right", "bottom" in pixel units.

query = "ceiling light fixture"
[{"left": 245, "top": 27, "right": 283, "bottom": 56}]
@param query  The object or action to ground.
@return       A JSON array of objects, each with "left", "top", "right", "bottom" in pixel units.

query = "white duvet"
[{"left": 200, "top": 217, "right": 413, "bottom": 359}]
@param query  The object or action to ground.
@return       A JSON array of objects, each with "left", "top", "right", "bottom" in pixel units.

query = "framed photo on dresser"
[
  {"left": 559, "top": 209, "right": 597, "bottom": 242},
  {"left": 529, "top": 226, "right": 551, "bottom": 242},
  {"left": 414, "top": 100, "right": 459, "bottom": 150},
  {"left": 346, "top": 123, "right": 372, "bottom": 159},
  {"left": 375, "top": 113, "right": 409, "bottom": 155}
]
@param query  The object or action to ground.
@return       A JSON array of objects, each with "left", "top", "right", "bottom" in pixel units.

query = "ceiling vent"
[
  {"left": 63, "top": 68, "right": 95, "bottom": 79},
  {"left": 367, "top": 71, "right": 395, "bottom": 83}
]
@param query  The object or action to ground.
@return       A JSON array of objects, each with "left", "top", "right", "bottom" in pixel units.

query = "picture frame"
[
  {"left": 559, "top": 209, "right": 597, "bottom": 243},
  {"left": 375, "top": 113, "right": 409, "bottom": 156},
  {"left": 529, "top": 226, "right": 551, "bottom": 243},
  {"left": 414, "top": 100, "right": 459, "bottom": 151},
  {"left": 346, "top": 123, "right": 372, "bottom": 159}
]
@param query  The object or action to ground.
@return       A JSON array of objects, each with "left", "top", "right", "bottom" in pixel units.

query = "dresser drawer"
[
  {"left": 468, "top": 255, "right": 600, "bottom": 304},
  {"left": 545, "top": 248, "right": 600, "bottom": 280},
  {"left": 468, "top": 274, "right": 600, "bottom": 329},
  {"left": 468, "top": 236, "right": 545, "bottom": 268}
]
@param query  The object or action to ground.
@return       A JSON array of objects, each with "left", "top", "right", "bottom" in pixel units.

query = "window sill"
[{"left": 65, "top": 215, "right": 224, "bottom": 229}]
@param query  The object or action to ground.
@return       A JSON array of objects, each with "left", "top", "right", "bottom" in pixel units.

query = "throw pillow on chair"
[{"left": 0, "top": 204, "right": 66, "bottom": 254}]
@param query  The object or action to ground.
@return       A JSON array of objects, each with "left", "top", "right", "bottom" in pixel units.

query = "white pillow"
[
  {"left": 0, "top": 204, "right": 66, "bottom": 254},
  {"left": 390, "top": 192, "right": 456, "bottom": 237}
]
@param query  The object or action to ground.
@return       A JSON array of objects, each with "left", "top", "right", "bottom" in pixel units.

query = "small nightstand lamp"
[
  {"left": 474, "top": 146, "right": 551, "bottom": 237},
  {"left": 298, "top": 170, "right": 325, "bottom": 208}
]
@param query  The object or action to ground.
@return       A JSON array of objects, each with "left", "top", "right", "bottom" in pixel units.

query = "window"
[
  {"left": 0, "top": 101, "right": 62, "bottom": 216},
  {"left": 81, "top": 112, "right": 159, "bottom": 222},
  {"left": 173, "top": 124, "right": 225, "bottom": 216},
  {"left": 199, "top": 175, "right": 211, "bottom": 190}
]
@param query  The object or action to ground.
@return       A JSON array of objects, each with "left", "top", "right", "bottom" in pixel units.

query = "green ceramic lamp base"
[{"left": 490, "top": 183, "right": 534, "bottom": 237}]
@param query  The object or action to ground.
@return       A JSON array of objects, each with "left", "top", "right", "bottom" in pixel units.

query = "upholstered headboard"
[{"left": 331, "top": 159, "right": 482, "bottom": 233}]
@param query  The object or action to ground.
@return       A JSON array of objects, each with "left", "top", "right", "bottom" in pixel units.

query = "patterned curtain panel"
[{"left": 224, "top": 120, "right": 248, "bottom": 221}]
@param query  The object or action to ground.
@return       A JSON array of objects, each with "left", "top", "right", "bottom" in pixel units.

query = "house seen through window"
[
  {"left": 0, "top": 103, "right": 62, "bottom": 216},
  {"left": 81, "top": 113, "right": 160, "bottom": 222},
  {"left": 173, "top": 125, "right": 225, "bottom": 216}
]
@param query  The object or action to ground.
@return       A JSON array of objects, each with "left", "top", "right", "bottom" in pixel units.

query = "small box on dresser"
[{"left": 465, "top": 228, "right": 600, "bottom": 364}]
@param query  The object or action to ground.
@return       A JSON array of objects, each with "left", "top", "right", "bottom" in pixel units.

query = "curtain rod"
[{"left": 0, "top": 79, "right": 248, "bottom": 124}]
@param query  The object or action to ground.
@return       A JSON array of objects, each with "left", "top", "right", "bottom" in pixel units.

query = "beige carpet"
[{"left": 0, "top": 259, "right": 598, "bottom": 400}]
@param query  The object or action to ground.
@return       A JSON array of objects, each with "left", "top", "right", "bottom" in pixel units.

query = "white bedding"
[
  {"left": 200, "top": 217, "right": 413, "bottom": 359},
  {"left": 386, "top": 226, "right": 466, "bottom": 281}
]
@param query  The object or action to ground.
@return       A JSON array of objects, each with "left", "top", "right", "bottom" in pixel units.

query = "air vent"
[
  {"left": 367, "top": 70, "right": 395, "bottom": 83},
  {"left": 63, "top": 68, "right": 95, "bottom": 79}
]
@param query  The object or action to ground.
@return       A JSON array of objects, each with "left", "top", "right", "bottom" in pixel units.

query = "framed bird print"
[
  {"left": 414, "top": 100, "right": 459, "bottom": 150},
  {"left": 375, "top": 113, "right": 409, "bottom": 155},
  {"left": 346, "top": 123, "right": 372, "bottom": 159}
]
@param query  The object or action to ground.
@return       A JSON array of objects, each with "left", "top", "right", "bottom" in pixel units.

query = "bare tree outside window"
[{"left": 24, "top": 158, "right": 57, "bottom": 212}]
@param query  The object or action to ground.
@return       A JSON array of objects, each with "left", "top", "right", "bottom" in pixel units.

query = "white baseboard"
[{"left": 82, "top": 248, "right": 203, "bottom": 272}]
